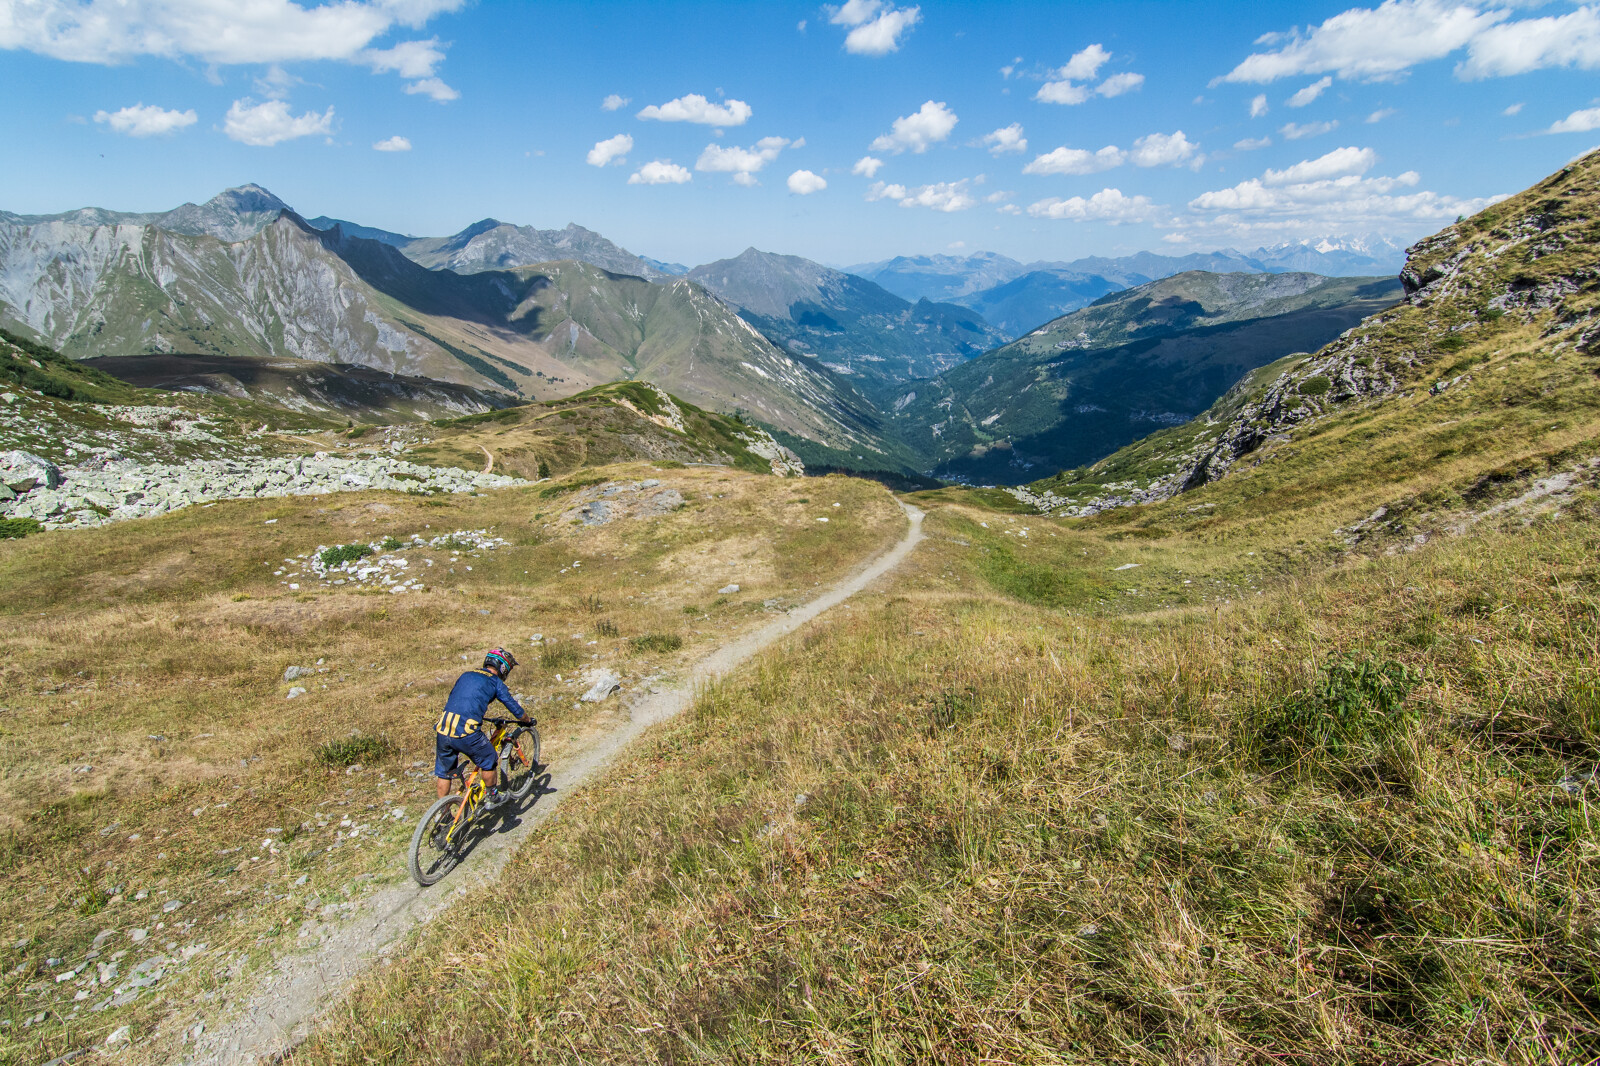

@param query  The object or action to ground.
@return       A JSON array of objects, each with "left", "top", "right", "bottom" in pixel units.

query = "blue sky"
[{"left": 2, "top": 0, "right": 1598, "bottom": 267}]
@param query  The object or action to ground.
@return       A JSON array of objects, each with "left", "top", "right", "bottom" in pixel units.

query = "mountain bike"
[{"left": 408, "top": 716, "right": 541, "bottom": 886}]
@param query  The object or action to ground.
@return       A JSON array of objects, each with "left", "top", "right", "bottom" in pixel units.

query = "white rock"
[
  {"left": 286, "top": 687, "right": 306, "bottom": 699},
  {"left": 580, "top": 669, "right": 622, "bottom": 702},
  {"left": 105, "top": 1024, "right": 131, "bottom": 1047},
  {"left": 717, "top": 584, "right": 740, "bottom": 595}
]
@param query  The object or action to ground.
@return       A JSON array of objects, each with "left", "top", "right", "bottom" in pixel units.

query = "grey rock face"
[{"left": 1, "top": 450, "right": 63, "bottom": 492}]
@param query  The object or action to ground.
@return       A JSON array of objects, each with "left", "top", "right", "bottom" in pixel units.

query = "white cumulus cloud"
[
  {"left": 1263, "top": 146, "right": 1377, "bottom": 184},
  {"left": 1250, "top": 93, "right": 1269, "bottom": 118},
  {"left": 1027, "top": 188, "right": 1155, "bottom": 222},
  {"left": 866, "top": 179, "right": 976, "bottom": 211},
  {"left": 1128, "top": 130, "right": 1198, "bottom": 167},
  {"left": 1287, "top": 75, "right": 1333, "bottom": 107},
  {"left": 1187, "top": 155, "right": 1505, "bottom": 236},
  {"left": 364, "top": 38, "right": 445, "bottom": 78},
  {"left": 601, "top": 94, "right": 630, "bottom": 111},
  {"left": 1219, "top": 0, "right": 1505, "bottom": 84},
  {"left": 1549, "top": 107, "right": 1600, "bottom": 134},
  {"left": 829, "top": 0, "right": 921, "bottom": 56},
  {"left": 586, "top": 133, "right": 633, "bottom": 167},
  {"left": 372, "top": 134, "right": 411, "bottom": 151},
  {"left": 1024, "top": 131, "right": 1197, "bottom": 175},
  {"left": 1023, "top": 145, "right": 1125, "bottom": 175},
  {"left": 403, "top": 76, "right": 458, "bottom": 101},
  {"left": 628, "top": 160, "right": 692, "bottom": 185},
  {"left": 0, "top": 0, "right": 463, "bottom": 65},
  {"left": 983, "top": 123, "right": 1027, "bottom": 155},
  {"left": 696, "top": 136, "right": 790, "bottom": 185},
  {"left": 1235, "top": 136, "right": 1273, "bottom": 150},
  {"left": 1060, "top": 43, "right": 1110, "bottom": 81},
  {"left": 1458, "top": 6, "right": 1600, "bottom": 80},
  {"left": 93, "top": 102, "right": 196, "bottom": 137},
  {"left": 1036, "top": 44, "right": 1143, "bottom": 105},
  {"left": 869, "top": 99, "right": 957, "bottom": 154},
  {"left": 1281, "top": 119, "right": 1339, "bottom": 140},
  {"left": 788, "top": 169, "right": 827, "bottom": 194},
  {"left": 223, "top": 97, "right": 334, "bottom": 146},
  {"left": 637, "top": 93, "right": 752, "bottom": 126},
  {"left": 0, "top": 1, "right": 465, "bottom": 98},
  {"left": 852, "top": 155, "right": 885, "bottom": 177}
]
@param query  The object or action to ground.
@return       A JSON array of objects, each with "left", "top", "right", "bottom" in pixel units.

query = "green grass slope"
[{"left": 270, "top": 155, "right": 1600, "bottom": 1065}]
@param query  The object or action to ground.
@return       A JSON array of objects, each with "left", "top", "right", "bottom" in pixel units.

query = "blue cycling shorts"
[{"left": 434, "top": 729, "right": 498, "bottom": 779}]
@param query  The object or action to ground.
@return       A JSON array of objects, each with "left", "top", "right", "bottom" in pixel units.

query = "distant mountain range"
[
  {"left": 687, "top": 248, "right": 1007, "bottom": 401},
  {"left": 848, "top": 239, "right": 1407, "bottom": 341},
  {"left": 0, "top": 182, "right": 1411, "bottom": 481},
  {"left": 0, "top": 186, "right": 887, "bottom": 453},
  {"left": 890, "top": 270, "right": 1403, "bottom": 483}
]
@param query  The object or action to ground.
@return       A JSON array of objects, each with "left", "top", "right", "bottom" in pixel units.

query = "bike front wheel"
[
  {"left": 500, "top": 725, "right": 542, "bottom": 801},
  {"left": 408, "top": 794, "right": 464, "bottom": 886}
]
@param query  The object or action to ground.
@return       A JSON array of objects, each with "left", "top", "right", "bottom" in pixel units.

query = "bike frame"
[{"left": 440, "top": 720, "right": 518, "bottom": 846}]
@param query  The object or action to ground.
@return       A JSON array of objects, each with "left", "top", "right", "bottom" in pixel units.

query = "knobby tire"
[{"left": 408, "top": 794, "right": 464, "bottom": 886}]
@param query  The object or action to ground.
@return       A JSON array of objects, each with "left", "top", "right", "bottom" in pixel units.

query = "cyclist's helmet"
[{"left": 483, "top": 648, "right": 518, "bottom": 676}]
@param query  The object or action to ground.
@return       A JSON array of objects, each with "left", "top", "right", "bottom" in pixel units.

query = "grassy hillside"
[
  {"left": 892, "top": 272, "right": 1401, "bottom": 485},
  {"left": 260, "top": 155, "right": 1600, "bottom": 1064},
  {"left": 0, "top": 464, "right": 904, "bottom": 1065}
]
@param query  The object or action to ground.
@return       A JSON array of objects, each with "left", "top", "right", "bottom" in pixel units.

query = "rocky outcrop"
[{"left": 0, "top": 453, "right": 523, "bottom": 530}]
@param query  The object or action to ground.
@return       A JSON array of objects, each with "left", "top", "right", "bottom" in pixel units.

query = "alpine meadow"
[{"left": 3, "top": 2, "right": 1600, "bottom": 1064}]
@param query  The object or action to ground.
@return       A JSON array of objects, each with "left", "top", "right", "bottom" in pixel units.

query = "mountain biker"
[{"left": 434, "top": 648, "right": 532, "bottom": 810}]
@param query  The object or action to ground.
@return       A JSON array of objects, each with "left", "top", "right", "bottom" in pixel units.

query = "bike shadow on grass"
[{"left": 447, "top": 772, "right": 558, "bottom": 866}]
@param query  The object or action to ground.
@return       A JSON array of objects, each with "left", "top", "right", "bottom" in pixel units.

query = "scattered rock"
[
  {"left": 286, "top": 687, "right": 306, "bottom": 700},
  {"left": 580, "top": 669, "right": 622, "bottom": 702},
  {"left": 104, "top": 1025, "right": 131, "bottom": 1047},
  {"left": 717, "top": 583, "right": 740, "bottom": 595},
  {"left": 283, "top": 666, "right": 314, "bottom": 682},
  {"left": 0, "top": 450, "right": 62, "bottom": 493}
]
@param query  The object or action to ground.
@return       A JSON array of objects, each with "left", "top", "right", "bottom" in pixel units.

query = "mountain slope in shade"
[
  {"left": 687, "top": 247, "right": 1007, "bottom": 398},
  {"left": 891, "top": 270, "right": 1402, "bottom": 484},
  {"left": 955, "top": 269, "right": 1123, "bottom": 339},
  {"left": 498, "top": 260, "right": 890, "bottom": 451},
  {"left": 400, "top": 219, "right": 664, "bottom": 279},
  {"left": 84, "top": 352, "right": 517, "bottom": 423}
]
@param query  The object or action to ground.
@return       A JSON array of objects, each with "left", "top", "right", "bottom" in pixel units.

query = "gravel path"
[{"left": 185, "top": 502, "right": 925, "bottom": 1065}]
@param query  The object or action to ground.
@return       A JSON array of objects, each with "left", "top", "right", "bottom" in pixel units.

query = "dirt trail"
[
  {"left": 188, "top": 502, "right": 925, "bottom": 1065},
  {"left": 479, "top": 446, "right": 494, "bottom": 474}
]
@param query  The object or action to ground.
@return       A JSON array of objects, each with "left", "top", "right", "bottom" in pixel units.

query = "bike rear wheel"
[
  {"left": 408, "top": 795, "right": 464, "bottom": 886},
  {"left": 500, "top": 725, "right": 542, "bottom": 801}
]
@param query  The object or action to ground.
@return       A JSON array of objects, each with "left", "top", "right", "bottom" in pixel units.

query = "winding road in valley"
[{"left": 190, "top": 501, "right": 926, "bottom": 1065}]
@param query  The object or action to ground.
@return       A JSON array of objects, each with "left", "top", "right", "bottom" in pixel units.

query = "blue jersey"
[{"left": 435, "top": 668, "right": 528, "bottom": 739}]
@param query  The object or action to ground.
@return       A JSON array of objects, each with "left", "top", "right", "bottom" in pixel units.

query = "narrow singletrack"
[
  {"left": 479, "top": 445, "right": 494, "bottom": 474},
  {"left": 188, "top": 502, "right": 925, "bottom": 1065}
]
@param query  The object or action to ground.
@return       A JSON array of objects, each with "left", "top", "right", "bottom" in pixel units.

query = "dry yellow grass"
[
  {"left": 0, "top": 464, "right": 901, "bottom": 1063},
  {"left": 280, "top": 489, "right": 1600, "bottom": 1065}
]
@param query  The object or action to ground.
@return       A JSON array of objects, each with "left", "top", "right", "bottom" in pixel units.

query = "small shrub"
[
  {"left": 537, "top": 458, "right": 551, "bottom": 480},
  {"left": 580, "top": 594, "right": 605, "bottom": 614},
  {"left": 380, "top": 536, "right": 403, "bottom": 551},
  {"left": 595, "top": 619, "right": 618, "bottom": 638},
  {"left": 1255, "top": 654, "right": 1419, "bottom": 758},
  {"left": 315, "top": 734, "right": 394, "bottom": 767},
  {"left": 630, "top": 633, "right": 683, "bottom": 654},
  {"left": 1436, "top": 335, "right": 1469, "bottom": 353},
  {"left": 0, "top": 517, "right": 43, "bottom": 539},
  {"left": 682, "top": 605, "right": 700, "bottom": 615},
  {"left": 1298, "top": 375, "right": 1332, "bottom": 397},
  {"left": 540, "top": 642, "right": 581, "bottom": 669},
  {"left": 346, "top": 425, "right": 371, "bottom": 439},
  {"left": 319, "top": 543, "right": 374, "bottom": 567}
]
